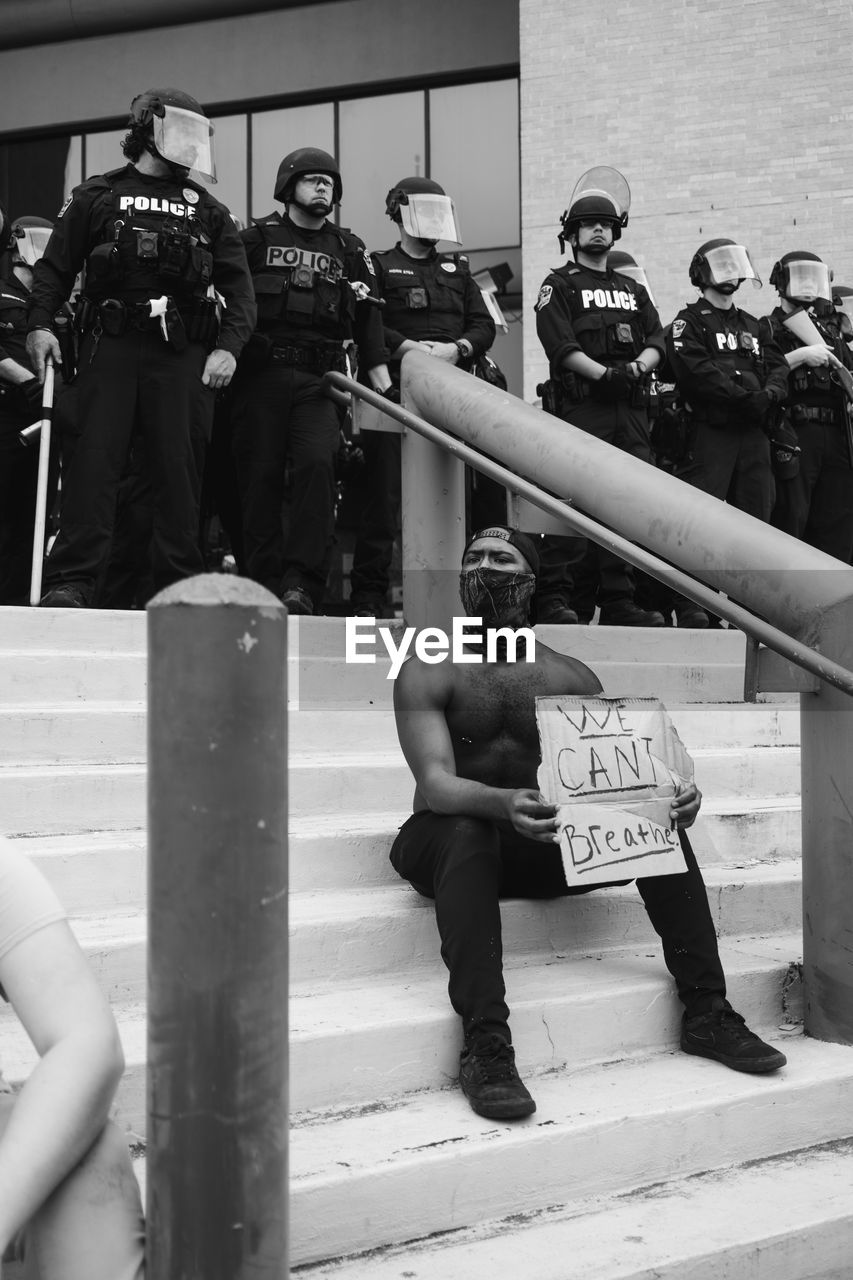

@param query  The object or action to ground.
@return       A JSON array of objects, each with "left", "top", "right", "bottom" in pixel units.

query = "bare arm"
[
  {"left": 0, "top": 919, "right": 125, "bottom": 1253},
  {"left": 393, "top": 659, "right": 558, "bottom": 842}
]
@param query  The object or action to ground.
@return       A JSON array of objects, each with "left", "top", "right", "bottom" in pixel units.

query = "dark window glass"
[
  {"left": 0, "top": 136, "right": 73, "bottom": 220},
  {"left": 338, "top": 92, "right": 425, "bottom": 251},
  {"left": 250, "top": 104, "right": 335, "bottom": 221}
]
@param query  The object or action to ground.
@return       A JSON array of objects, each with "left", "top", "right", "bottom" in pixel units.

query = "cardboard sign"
[{"left": 536, "top": 696, "right": 692, "bottom": 886}]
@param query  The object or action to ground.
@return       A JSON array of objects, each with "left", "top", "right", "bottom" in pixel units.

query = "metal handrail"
[{"left": 324, "top": 370, "right": 853, "bottom": 699}]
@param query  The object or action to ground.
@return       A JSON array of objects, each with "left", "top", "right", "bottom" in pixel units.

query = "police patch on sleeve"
[
  {"left": 671, "top": 318, "right": 686, "bottom": 339},
  {"left": 57, "top": 195, "right": 73, "bottom": 219},
  {"left": 536, "top": 284, "right": 553, "bottom": 311},
  {"left": 363, "top": 249, "right": 375, "bottom": 275}
]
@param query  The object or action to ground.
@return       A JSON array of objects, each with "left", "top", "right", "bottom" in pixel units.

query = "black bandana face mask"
[{"left": 458, "top": 568, "right": 536, "bottom": 625}]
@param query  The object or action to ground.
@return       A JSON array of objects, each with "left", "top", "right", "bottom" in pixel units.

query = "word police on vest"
[
  {"left": 345, "top": 617, "right": 536, "bottom": 680},
  {"left": 117, "top": 195, "right": 195, "bottom": 217},
  {"left": 580, "top": 288, "right": 639, "bottom": 311}
]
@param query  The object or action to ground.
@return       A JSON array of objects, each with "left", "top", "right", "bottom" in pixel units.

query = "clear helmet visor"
[
  {"left": 613, "top": 262, "right": 654, "bottom": 304},
  {"left": 705, "top": 244, "right": 761, "bottom": 289},
  {"left": 153, "top": 105, "right": 216, "bottom": 183},
  {"left": 784, "top": 260, "right": 832, "bottom": 304},
  {"left": 834, "top": 294, "right": 853, "bottom": 324},
  {"left": 569, "top": 166, "right": 631, "bottom": 222},
  {"left": 399, "top": 194, "right": 461, "bottom": 244},
  {"left": 12, "top": 225, "right": 52, "bottom": 266}
]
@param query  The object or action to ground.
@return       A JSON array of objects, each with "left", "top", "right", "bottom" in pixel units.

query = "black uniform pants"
[
  {"left": 390, "top": 810, "right": 726, "bottom": 1044},
  {"left": 676, "top": 419, "right": 774, "bottom": 520},
  {"left": 349, "top": 430, "right": 402, "bottom": 606},
  {"left": 538, "top": 399, "right": 654, "bottom": 613},
  {"left": 770, "top": 418, "right": 853, "bottom": 561},
  {"left": 43, "top": 329, "right": 211, "bottom": 602},
  {"left": 232, "top": 362, "right": 340, "bottom": 602}
]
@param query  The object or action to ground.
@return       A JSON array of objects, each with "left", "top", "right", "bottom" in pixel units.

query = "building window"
[
  {"left": 250, "top": 103, "right": 334, "bottom": 220},
  {"left": 338, "top": 91, "right": 425, "bottom": 251}
]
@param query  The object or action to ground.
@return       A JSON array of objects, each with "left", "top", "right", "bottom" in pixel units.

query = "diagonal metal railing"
[{"left": 326, "top": 350, "right": 853, "bottom": 1047}]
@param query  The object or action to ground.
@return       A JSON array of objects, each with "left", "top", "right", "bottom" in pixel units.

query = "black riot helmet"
[
  {"left": 274, "top": 148, "right": 342, "bottom": 206},
  {"left": 385, "top": 176, "right": 461, "bottom": 244},
  {"left": 769, "top": 250, "right": 832, "bottom": 307},
  {"left": 125, "top": 87, "right": 216, "bottom": 182},
  {"left": 559, "top": 166, "right": 630, "bottom": 253},
  {"left": 608, "top": 249, "right": 655, "bottom": 303},
  {"left": 10, "top": 215, "right": 53, "bottom": 267},
  {"left": 385, "top": 176, "right": 445, "bottom": 220},
  {"left": 689, "top": 238, "right": 761, "bottom": 292}
]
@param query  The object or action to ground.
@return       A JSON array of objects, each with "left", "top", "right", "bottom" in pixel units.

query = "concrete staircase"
[{"left": 1, "top": 607, "right": 852, "bottom": 1278}]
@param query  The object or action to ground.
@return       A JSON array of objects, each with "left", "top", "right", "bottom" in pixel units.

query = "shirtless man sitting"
[{"left": 391, "top": 524, "right": 787, "bottom": 1119}]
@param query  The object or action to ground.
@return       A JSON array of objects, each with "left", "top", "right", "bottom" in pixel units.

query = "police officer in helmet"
[
  {"left": 348, "top": 174, "right": 498, "bottom": 617},
  {"left": 667, "top": 239, "right": 789, "bottom": 563},
  {"left": 25, "top": 87, "right": 255, "bottom": 608},
  {"left": 765, "top": 251, "right": 853, "bottom": 561},
  {"left": 0, "top": 210, "right": 76, "bottom": 604},
  {"left": 535, "top": 167, "right": 667, "bottom": 627},
  {"left": 232, "top": 148, "right": 391, "bottom": 615}
]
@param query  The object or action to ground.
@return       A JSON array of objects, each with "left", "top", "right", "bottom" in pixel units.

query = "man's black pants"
[{"left": 390, "top": 810, "right": 726, "bottom": 1043}]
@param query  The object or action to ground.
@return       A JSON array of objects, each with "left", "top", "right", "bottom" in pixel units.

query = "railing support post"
[
  {"left": 147, "top": 574, "right": 288, "bottom": 1277},
  {"left": 400, "top": 406, "right": 465, "bottom": 631},
  {"left": 801, "top": 597, "right": 853, "bottom": 1043}
]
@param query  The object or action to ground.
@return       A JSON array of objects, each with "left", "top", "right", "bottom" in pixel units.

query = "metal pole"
[
  {"left": 28, "top": 356, "right": 54, "bottom": 606},
  {"left": 400, "top": 396, "right": 466, "bottom": 632},
  {"left": 398, "top": 350, "right": 853, "bottom": 646},
  {"left": 801, "top": 598, "right": 853, "bottom": 1044},
  {"left": 147, "top": 574, "right": 288, "bottom": 1278}
]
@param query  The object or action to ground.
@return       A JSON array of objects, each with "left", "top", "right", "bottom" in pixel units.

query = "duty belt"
[
  {"left": 271, "top": 343, "right": 347, "bottom": 375},
  {"left": 76, "top": 296, "right": 219, "bottom": 348},
  {"left": 792, "top": 404, "right": 843, "bottom": 426}
]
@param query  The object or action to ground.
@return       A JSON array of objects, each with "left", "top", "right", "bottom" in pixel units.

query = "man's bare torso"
[{"left": 407, "top": 642, "right": 601, "bottom": 810}]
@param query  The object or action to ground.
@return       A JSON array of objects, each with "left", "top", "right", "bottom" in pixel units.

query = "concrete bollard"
[{"left": 147, "top": 574, "right": 288, "bottom": 1278}]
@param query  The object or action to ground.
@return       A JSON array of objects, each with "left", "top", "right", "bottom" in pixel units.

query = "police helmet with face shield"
[
  {"left": 10, "top": 215, "right": 53, "bottom": 267},
  {"left": 129, "top": 88, "right": 216, "bottom": 183},
  {"left": 385, "top": 176, "right": 461, "bottom": 245},
  {"left": 770, "top": 251, "right": 832, "bottom": 308},
  {"left": 608, "top": 249, "right": 655, "bottom": 303},
  {"left": 689, "top": 238, "right": 761, "bottom": 291},
  {"left": 274, "top": 149, "right": 342, "bottom": 206},
  {"left": 559, "top": 167, "right": 630, "bottom": 252}
]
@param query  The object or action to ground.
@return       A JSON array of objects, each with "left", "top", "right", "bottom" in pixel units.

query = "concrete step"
[
  {"left": 0, "top": 743, "right": 801, "bottom": 835},
  {"left": 292, "top": 1137, "right": 853, "bottom": 1279},
  {"left": 3, "top": 798, "right": 802, "bottom": 911},
  {"left": 288, "top": 930, "right": 803, "bottom": 1114},
  {"left": 288, "top": 1034, "right": 853, "bottom": 1266},
  {"left": 0, "top": 609, "right": 758, "bottom": 709},
  {"left": 286, "top": 865, "right": 803, "bottom": 984},
  {"left": 0, "top": 931, "right": 802, "bottom": 1150},
  {"left": 0, "top": 699, "right": 801, "bottom": 766},
  {"left": 3, "top": 864, "right": 802, "bottom": 1018}
]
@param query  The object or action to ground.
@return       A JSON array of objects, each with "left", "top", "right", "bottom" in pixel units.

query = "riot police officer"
[
  {"left": 0, "top": 212, "right": 73, "bottom": 604},
  {"left": 667, "top": 239, "right": 789, "bottom": 526},
  {"left": 766, "top": 251, "right": 853, "bottom": 561},
  {"left": 535, "top": 167, "right": 666, "bottom": 626},
  {"left": 232, "top": 148, "right": 391, "bottom": 615},
  {"left": 26, "top": 87, "right": 255, "bottom": 608},
  {"left": 349, "top": 176, "right": 498, "bottom": 617}
]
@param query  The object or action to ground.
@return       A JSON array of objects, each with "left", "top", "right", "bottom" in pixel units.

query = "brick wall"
[{"left": 520, "top": 0, "right": 853, "bottom": 395}]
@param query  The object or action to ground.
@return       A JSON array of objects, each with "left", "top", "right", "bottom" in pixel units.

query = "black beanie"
[{"left": 463, "top": 525, "right": 540, "bottom": 578}]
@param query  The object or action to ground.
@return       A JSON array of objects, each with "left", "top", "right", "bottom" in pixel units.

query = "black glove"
[
  {"left": 743, "top": 389, "right": 773, "bottom": 423},
  {"left": 18, "top": 377, "right": 45, "bottom": 425},
  {"left": 593, "top": 364, "right": 635, "bottom": 402},
  {"left": 380, "top": 384, "right": 401, "bottom": 405}
]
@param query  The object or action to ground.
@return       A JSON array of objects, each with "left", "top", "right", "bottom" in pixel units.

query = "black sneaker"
[
  {"left": 280, "top": 587, "right": 314, "bottom": 616},
  {"left": 351, "top": 598, "right": 385, "bottom": 618},
  {"left": 459, "top": 1033, "right": 536, "bottom": 1120},
  {"left": 537, "top": 598, "right": 579, "bottom": 625},
  {"left": 598, "top": 603, "right": 666, "bottom": 627},
  {"left": 681, "top": 1005, "right": 787, "bottom": 1074},
  {"left": 40, "top": 585, "right": 87, "bottom": 608},
  {"left": 675, "top": 605, "right": 710, "bottom": 629}
]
